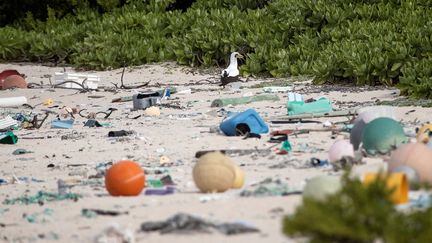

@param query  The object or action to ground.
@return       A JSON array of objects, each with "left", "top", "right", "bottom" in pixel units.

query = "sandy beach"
[{"left": 0, "top": 62, "right": 429, "bottom": 242}]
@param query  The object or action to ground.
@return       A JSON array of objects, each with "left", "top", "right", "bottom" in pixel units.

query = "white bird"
[{"left": 220, "top": 52, "right": 244, "bottom": 87}]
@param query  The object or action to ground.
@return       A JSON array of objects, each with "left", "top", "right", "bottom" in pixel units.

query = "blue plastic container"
[
  {"left": 51, "top": 119, "right": 74, "bottom": 129},
  {"left": 219, "top": 109, "right": 268, "bottom": 136}
]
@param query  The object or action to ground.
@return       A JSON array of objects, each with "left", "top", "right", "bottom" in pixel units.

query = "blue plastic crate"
[{"left": 220, "top": 109, "right": 268, "bottom": 136}]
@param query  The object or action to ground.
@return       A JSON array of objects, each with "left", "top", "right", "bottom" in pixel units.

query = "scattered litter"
[
  {"left": 0, "top": 115, "right": 18, "bottom": 130},
  {"left": 287, "top": 96, "right": 332, "bottom": 115},
  {"left": 0, "top": 96, "right": 28, "bottom": 108},
  {"left": 220, "top": 109, "right": 268, "bottom": 136},
  {"left": 195, "top": 149, "right": 271, "bottom": 158},
  {"left": 12, "top": 149, "right": 33, "bottom": 155},
  {"left": 144, "top": 186, "right": 175, "bottom": 195},
  {"left": 132, "top": 92, "right": 160, "bottom": 110},
  {"left": 263, "top": 86, "right": 292, "bottom": 93},
  {"left": 140, "top": 213, "right": 259, "bottom": 235},
  {"left": 211, "top": 95, "right": 280, "bottom": 107},
  {"left": 108, "top": 130, "right": 133, "bottom": 137},
  {"left": 54, "top": 72, "right": 99, "bottom": 90},
  {"left": 240, "top": 178, "right": 301, "bottom": 197},
  {"left": 0, "top": 131, "right": 18, "bottom": 144},
  {"left": 51, "top": 119, "right": 74, "bottom": 129},
  {"left": 95, "top": 223, "right": 135, "bottom": 243},
  {"left": 81, "top": 208, "right": 129, "bottom": 218},
  {"left": 3, "top": 191, "right": 81, "bottom": 205},
  {"left": 84, "top": 119, "right": 102, "bottom": 127}
]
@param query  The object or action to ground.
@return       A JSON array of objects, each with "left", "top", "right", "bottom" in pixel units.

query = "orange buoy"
[
  {"left": 105, "top": 160, "right": 145, "bottom": 196},
  {"left": 3, "top": 75, "right": 27, "bottom": 90}
]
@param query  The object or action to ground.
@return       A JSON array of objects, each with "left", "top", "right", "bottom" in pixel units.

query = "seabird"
[{"left": 220, "top": 52, "right": 244, "bottom": 87}]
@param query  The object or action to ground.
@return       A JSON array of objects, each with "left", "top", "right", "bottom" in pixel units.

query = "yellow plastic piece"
[{"left": 363, "top": 172, "right": 408, "bottom": 204}]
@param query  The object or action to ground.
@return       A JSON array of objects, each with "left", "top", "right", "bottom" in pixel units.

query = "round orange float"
[
  {"left": 105, "top": 160, "right": 145, "bottom": 196},
  {"left": 2, "top": 75, "right": 27, "bottom": 90}
]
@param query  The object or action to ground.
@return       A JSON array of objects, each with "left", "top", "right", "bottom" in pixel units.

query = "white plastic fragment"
[{"left": 0, "top": 96, "right": 27, "bottom": 108}]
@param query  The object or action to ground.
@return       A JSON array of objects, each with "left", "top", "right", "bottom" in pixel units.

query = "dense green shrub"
[
  {"left": 0, "top": 0, "right": 431, "bottom": 98},
  {"left": 283, "top": 172, "right": 432, "bottom": 242}
]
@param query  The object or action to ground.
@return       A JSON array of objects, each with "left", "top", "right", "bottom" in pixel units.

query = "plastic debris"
[
  {"left": 12, "top": 148, "right": 33, "bottom": 155},
  {"left": 211, "top": 94, "right": 280, "bottom": 107},
  {"left": 220, "top": 109, "right": 268, "bottom": 136},
  {"left": 195, "top": 149, "right": 271, "bottom": 158},
  {"left": 287, "top": 97, "right": 332, "bottom": 115},
  {"left": 0, "top": 115, "right": 18, "bottom": 130},
  {"left": 140, "top": 213, "right": 259, "bottom": 235},
  {"left": 240, "top": 178, "right": 300, "bottom": 197},
  {"left": 95, "top": 223, "right": 135, "bottom": 243},
  {"left": 275, "top": 139, "right": 292, "bottom": 155},
  {"left": 144, "top": 186, "right": 175, "bottom": 195},
  {"left": 0, "top": 96, "right": 28, "bottom": 108},
  {"left": 54, "top": 72, "right": 99, "bottom": 89},
  {"left": 84, "top": 119, "right": 102, "bottom": 127},
  {"left": 132, "top": 92, "right": 161, "bottom": 110},
  {"left": 81, "top": 208, "right": 129, "bottom": 218},
  {"left": 362, "top": 117, "right": 407, "bottom": 155},
  {"left": 263, "top": 86, "right": 293, "bottom": 93},
  {"left": 108, "top": 130, "right": 133, "bottom": 137},
  {"left": 3, "top": 191, "right": 81, "bottom": 205},
  {"left": 51, "top": 119, "right": 74, "bottom": 129},
  {"left": 0, "top": 131, "right": 18, "bottom": 144}
]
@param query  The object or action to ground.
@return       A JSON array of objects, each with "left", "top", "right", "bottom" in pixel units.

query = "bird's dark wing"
[{"left": 222, "top": 70, "right": 229, "bottom": 78}]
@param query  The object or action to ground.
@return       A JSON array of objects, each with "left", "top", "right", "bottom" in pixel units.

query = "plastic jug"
[{"left": 219, "top": 109, "right": 268, "bottom": 136}]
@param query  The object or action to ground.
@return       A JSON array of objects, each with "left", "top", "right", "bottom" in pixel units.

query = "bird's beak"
[{"left": 236, "top": 54, "right": 244, "bottom": 60}]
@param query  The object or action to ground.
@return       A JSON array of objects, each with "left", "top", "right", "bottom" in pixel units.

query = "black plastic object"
[
  {"left": 84, "top": 119, "right": 102, "bottom": 127},
  {"left": 108, "top": 130, "right": 132, "bottom": 137}
]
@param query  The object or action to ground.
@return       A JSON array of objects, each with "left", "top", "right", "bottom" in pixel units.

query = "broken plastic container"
[
  {"left": 287, "top": 97, "right": 332, "bottom": 116},
  {"left": 132, "top": 92, "right": 161, "bottom": 110},
  {"left": 54, "top": 72, "right": 99, "bottom": 89},
  {"left": 219, "top": 109, "right": 268, "bottom": 136}
]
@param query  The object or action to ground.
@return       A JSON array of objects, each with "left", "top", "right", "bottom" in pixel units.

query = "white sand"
[{"left": 0, "top": 62, "right": 429, "bottom": 242}]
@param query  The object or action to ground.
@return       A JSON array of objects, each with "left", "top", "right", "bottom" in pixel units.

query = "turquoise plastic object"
[
  {"left": 362, "top": 117, "right": 407, "bottom": 155},
  {"left": 219, "top": 109, "right": 268, "bottom": 136},
  {"left": 51, "top": 119, "right": 74, "bottom": 129},
  {"left": 287, "top": 97, "right": 332, "bottom": 115},
  {"left": 0, "top": 131, "right": 18, "bottom": 144}
]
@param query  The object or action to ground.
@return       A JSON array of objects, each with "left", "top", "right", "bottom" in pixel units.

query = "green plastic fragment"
[
  {"left": 147, "top": 179, "right": 163, "bottom": 188},
  {"left": 362, "top": 117, "right": 407, "bottom": 155},
  {"left": 211, "top": 95, "right": 280, "bottom": 107},
  {"left": 287, "top": 97, "right": 332, "bottom": 115},
  {"left": 0, "top": 131, "right": 18, "bottom": 144},
  {"left": 3, "top": 191, "right": 82, "bottom": 205},
  {"left": 280, "top": 140, "right": 292, "bottom": 153}
]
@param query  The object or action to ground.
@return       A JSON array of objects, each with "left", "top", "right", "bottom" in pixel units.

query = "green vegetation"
[
  {"left": 283, "top": 173, "right": 432, "bottom": 242},
  {"left": 0, "top": 0, "right": 431, "bottom": 98}
]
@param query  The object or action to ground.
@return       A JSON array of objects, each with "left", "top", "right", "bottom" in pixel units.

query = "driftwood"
[{"left": 111, "top": 65, "right": 150, "bottom": 90}]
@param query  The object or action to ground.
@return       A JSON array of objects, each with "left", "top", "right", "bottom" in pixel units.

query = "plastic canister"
[{"left": 219, "top": 109, "right": 268, "bottom": 136}]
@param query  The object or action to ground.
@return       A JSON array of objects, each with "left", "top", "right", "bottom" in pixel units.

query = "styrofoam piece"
[
  {"left": 0, "top": 116, "right": 18, "bottom": 130},
  {"left": 288, "top": 92, "right": 303, "bottom": 102},
  {"left": 0, "top": 96, "right": 27, "bottom": 108},
  {"left": 54, "top": 72, "right": 99, "bottom": 89}
]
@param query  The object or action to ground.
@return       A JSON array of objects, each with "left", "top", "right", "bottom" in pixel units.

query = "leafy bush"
[
  {"left": 283, "top": 172, "right": 432, "bottom": 242},
  {"left": 0, "top": 0, "right": 431, "bottom": 97}
]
